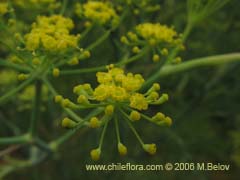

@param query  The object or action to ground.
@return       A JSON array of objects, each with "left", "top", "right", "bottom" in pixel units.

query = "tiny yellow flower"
[
  {"left": 89, "top": 117, "right": 100, "bottom": 128},
  {"left": 93, "top": 84, "right": 110, "bottom": 101},
  {"left": 152, "top": 54, "right": 160, "bottom": 62},
  {"left": 130, "top": 93, "right": 148, "bottom": 110},
  {"left": 53, "top": 68, "right": 60, "bottom": 77},
  {"left": 90, "top": 148, "right": 101, "bottom": 161},
  {"left": 153, "top": 83, "right": 160, "bottom": 91},
  {"left": 127, "top": 32, "right": 138, "bottom": 41},
  {"left": 62, "top": 118, "right": 77, "bottom": 128},
  {"left": 174, "top": 57, "right": 182, "bottom": 64},
  {"left": 164, "top": 117, "right": 173, "bottom": 126},
  {"left": 68, "top": 56, "right": 79, "bottom": 65},
  {"left": 54, "top": 95, "right": 63, "bottom": 103},
  {"left": 83, "top": 50, "right": 91, "bottom": 58},
  {"left": 118, "top": 143, "right": 127, "bottom": 156},
  {"left": 147, "top": 91, "right": 159, "bottom": 101},
  {"left": 105, "top": 105, "right": 114, "bottom": 116},
  {"left": 96, "top": 72, "right": 113, "bottom": 84},
  {"left": 110, "top": 86, "right": 128, "bottom": 101},
  {"left": 143, "top": 144, "right": 157, "bottom": 155},
  {"left": 161, "top": 48, "right": 169, "bottom": 56},
  {"left": 61, "top": 98, "right": 73, "bottom": 108},
  {"left": 120, "top": 36, "right": 129, "bottom": 44},
  {"left": 122, "top": 73, "right": 144, "bottom": 92},
  {"left": 77, "top": 95, "right": 89, "bottom": 104},
  {"left": 152, "top": 112, "right": 165, "bottom": 121},
  {"left": 132, "top": 46, "right": 140, "bottom": 54}
]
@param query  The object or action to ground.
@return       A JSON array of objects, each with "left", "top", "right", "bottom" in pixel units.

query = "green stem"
[
  {"left": 84, "top": 108, "right": 104, "bottom": 120},
  {"left": 114, "top": 115, "right": 121, "bottom": 143},
  {"left": 60, "top": 48, "right": 148, "bottom": 75},
  {"left": 0, "top": 74, "right": 37, "bottom": 105},
  {"left": 29, "top": 81, "right": 42, "bottom": 136},
  {"left": 118, "top": 47, "right": 149, "bottom": 66},
  {"left": 120, "top": 109, "right": 144, "bottom": 146},
  {"left": 80, "top": 26, "right": 92, "bottom": 40},
  {"left": 86, "top": 30, "right": 111, "bottom": 51},
  {"left": 0, "top": 60, "right": 31, "bottom": 72},
  {"left": 0, "top": 134, "right": 29, "bottom": 145},
  {"left": 155, "top": 53, "right": 240, "bottom": 77},
  {"left": 60, "top": 0, "right": 68, "bottom": 15},
  {"left": 166, "top": 23, "right": 192, "bottom": 64},
  {"left": 98, "top": 117, "right": 110, "bottom": 149}
]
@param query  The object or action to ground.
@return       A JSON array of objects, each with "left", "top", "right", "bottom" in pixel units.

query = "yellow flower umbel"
[
  {"left": 121, "top": 23, "right": 184, "bottom": 63},
  {"left": 24, "top": 15, "right": 80, "bottom": 52},
  {"left": 75, "top": 1, "right": 119, "bottom": 27},
  {"left": 0, "top": 2, "right": 8, "bottom": 16},
  {"left": 55, "top": 65, "right": 172, "bottom": 160},
  {"left": 14, "top": 15, "right": 90, "bottom": 73}
]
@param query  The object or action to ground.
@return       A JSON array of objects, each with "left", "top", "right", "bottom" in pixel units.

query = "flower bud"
[
  {"left": 132, "top": 46, "right": 140, "bottom": 54},
  {"left": 129, "top": 110, "right": 141, "bottom": 121},
  {"left": 77, "top": 95, "right": 89, "bottom": 104},
  {"left": 68, "top": 56, "right": 79, "bottom": 65},
  {"left": 161, "top": 48, "right": 168, "bottom": 56},
  {"left": 153, "top": 83, "right": 160, "bottom": 91},
  {"left": 54, "top": 95, "right": 63, "bottom": 103},
  {"left": 83, "top": 50, "right": 91, "bottom": 58},
  {"left": 152, "top": 54, "right": 160, "bottom": 62},
  {"left": 90, "top": 148, "right": 101, "bottom": 161},
  {"left": 105, "top": 105, "right": 114, "bottom": 116},
  {"left": 61, "top": 117, "right": 77, "bottom": 128},
  {"left": 52, "top": 68, "right": 60, "bottom": 77},
  {"left": 156, "top": 94, "right": 168, "bottom": 104},
  {"left": 89, "top": 117, "right": 100, "bottom": 128},
  {"left": 152, "top": 112, "right": 165, "bottom": 121},
  {"left": 120, "top": 36, "right": 129, "bottom": 44},
  {"left": 164, "top": 116, "right": 172, "bottom": 126},
  {"left": 118, "top": 143, "right": 127, "bottom": 156},
  {"left": 143, "top": 143, "right": 157, "bottom": 155}
]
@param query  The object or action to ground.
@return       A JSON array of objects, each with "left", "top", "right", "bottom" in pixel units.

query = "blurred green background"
[{"left": 1, "top": 0, "right": 240, "bottom": 179}]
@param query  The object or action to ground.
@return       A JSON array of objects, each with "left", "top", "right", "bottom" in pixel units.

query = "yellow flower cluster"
[
  {"left": 24, "top": 15, "right": 80, "bottom": 51},
  {"left": 93, "top": 66, "right": 149, "bottom": 110},
  {"left": 136, "top": 23, "right": 178, "bottom": 44},
  {"left": 75, "top": 1, "right": 119, "bottom": 26},
  {"left": 55, "top": 65, "right": 172, "bottom": 160},
  {"left": 0, "top": 2, "right": 8, "bottom": 15},
  {"left": 121, "top": 23, "right": 184, "bottom": 62}
]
